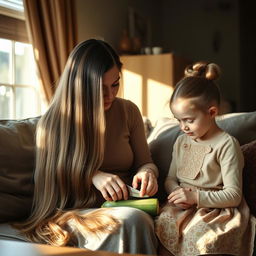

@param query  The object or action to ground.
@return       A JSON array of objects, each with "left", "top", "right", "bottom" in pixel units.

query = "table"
[{"left": 0, "top": 239, "right": 157, "bottom": 256}]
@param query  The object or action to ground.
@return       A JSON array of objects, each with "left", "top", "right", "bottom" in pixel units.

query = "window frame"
[{"left": 0, "top": 9, "right": 45, "bottom": 119}]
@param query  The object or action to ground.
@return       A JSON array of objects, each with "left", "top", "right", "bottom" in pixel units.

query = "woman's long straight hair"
[{"left": 15, "top": 39, "right": 122, "bottom": 246}]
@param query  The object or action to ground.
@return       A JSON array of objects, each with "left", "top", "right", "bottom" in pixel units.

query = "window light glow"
[
  {"left": 122, "top": 69, "right": 143, "bottom": 112},
  {"left": 147, "top": 79, "right": 173, "bottom": 126}
]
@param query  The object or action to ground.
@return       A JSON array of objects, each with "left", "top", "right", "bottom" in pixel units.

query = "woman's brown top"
[{"left": 94, "top": 97, "right": 156, "bottom": 207}]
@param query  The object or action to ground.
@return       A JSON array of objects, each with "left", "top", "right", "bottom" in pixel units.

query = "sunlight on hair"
[
  {"left": 98, "top": 77, "right": 106, "bottom": 135},
  {"left": 66, "top": 209, "right": 121, "bottom": 241},
  {"left": 147, "top": 79, "right": 173, "bottom": 126},
  {"left": 74, "top": 99, "right": 83, "bottom": 126},
  {"left": 60, "top": 74, "right": 82, "bottom": 125},
  {"left": 121, "top": 70, "right": 143, "bottom": 111},
  {"left": 36, "top": 125, "right": 46, "bottom": 149}
]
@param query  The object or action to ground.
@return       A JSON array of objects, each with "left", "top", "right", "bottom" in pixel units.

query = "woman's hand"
[
  {"left": 92, "top": 170, "right": 129, "bottom": 201},
  {"left": 168, "top": 187, "right": 197, "bottom": 208},
  {"left": 132, "top": 169, "right": 158, "bottom": 197}
]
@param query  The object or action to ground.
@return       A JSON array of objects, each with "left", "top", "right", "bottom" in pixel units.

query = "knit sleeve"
[
  {"left": 165, "top": 138, "right": 181, "bottom": 194},
  {"left": 126, "top": 100, "right": 155, "bottom": 172},
  {"left": 198, "top": 138, "right": 244, "bottom": 208}
]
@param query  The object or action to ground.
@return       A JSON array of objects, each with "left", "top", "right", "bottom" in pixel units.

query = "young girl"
[{"left": 155, "top": 62, "right": 254, "bottom": 256}]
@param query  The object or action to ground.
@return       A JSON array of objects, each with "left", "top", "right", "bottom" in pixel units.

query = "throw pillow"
[
  {"left": 0, "top": 117, "right": 39, "bottom": 222},
  {"left": 241, "top": 140, "right": 256, "bottom": 217}
]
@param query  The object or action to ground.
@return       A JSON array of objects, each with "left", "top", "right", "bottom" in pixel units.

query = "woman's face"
[{"left": 102, "top": 65, "right": 120, "bottom": 110}]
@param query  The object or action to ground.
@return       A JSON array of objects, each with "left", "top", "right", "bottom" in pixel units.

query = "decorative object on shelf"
[
  {"left": 128, "top": 7, "right": 151, "bottom": 54},
  {"left": 142, "top": 46, "right": 152, "bottom": 55},
  {"left": 152, "top": 46, "right": 163, "bottom": 55},
  {"left": 140, "top": 46, "right": 163, "bottom": 55},
  {"left": 131, "top": 36, "right": 142, "bottom": 54},
  {"left": 118, "top": 29, "right": 132, "bottom": 54}
]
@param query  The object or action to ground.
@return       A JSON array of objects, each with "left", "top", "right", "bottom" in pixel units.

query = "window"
[
  {"left": 0, "top": 0, "right": 47, "bottom": 119},
  {"left": 0, "top": 38, "right": 46, "bottom": 119}
]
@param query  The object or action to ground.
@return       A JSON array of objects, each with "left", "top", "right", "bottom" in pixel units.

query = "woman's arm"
[
  {"left": 92, "top": 170, "right": 129, "bottom": 201},
  {"left": 128, "top": 101, "right": 158, "bottom": 197}
]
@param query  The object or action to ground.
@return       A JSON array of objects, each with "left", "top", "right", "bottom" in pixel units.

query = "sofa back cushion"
[
  {"left": 0, "top": 117, "right": 39, "bottom": 222},
  {"left": 149, "top": 111, "right": 256, "bottom": 208}
]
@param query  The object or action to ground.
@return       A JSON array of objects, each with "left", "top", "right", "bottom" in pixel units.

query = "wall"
[
  {"left": 239, "top": 1, "right": 256, "bottom": 111},
  {"left": 75, "top": 0, "right": 162, "bottom": 51},
  {"left": 76, "top": 0, "right": 245, "bottom": 112},
  {"left": 161, "top": 0, "right": 240, "bottom": 111}
]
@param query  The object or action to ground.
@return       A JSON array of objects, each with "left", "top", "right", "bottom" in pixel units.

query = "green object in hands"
[{"left": 101, "top": 198, "right": 159, "bottom": 216}]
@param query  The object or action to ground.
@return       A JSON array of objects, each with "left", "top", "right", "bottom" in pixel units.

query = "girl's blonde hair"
[
  {"left": 170, "top": 61, "right": 221, "bottom": 110},
  {"left": 14, "top": 39, "right": 122, "bottom": 246}
]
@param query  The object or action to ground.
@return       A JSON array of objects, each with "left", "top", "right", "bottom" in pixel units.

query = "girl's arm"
[
  {"left": 164, "top": 139, "right": 196, "bottom": 209},
  {"left": 168, "top": 187, "right": 197, "bottom": 208},
  {"left": 198, "top": 138, "right": 244, "bottom": 208},
  {"left": 165, "top": 141, "right": 181, "bottom": 195}
]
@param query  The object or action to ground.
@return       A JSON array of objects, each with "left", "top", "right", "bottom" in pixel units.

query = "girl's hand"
[
  {"left": 132, "top": 169, "right": 158, "bottom": 197},
  {"left": 168, "top": 187, "right": 197, "bottom": 207},
  {"left": 92, "top": 170, "right": 129, "bottom": 201},
  {"left": 174, "top": 203, "right": 192, "bottom": 210}
]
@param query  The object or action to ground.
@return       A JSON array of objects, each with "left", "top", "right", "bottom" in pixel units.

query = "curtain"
[{"left": 23, "top": 0, "right": 77, "bottom": 102}]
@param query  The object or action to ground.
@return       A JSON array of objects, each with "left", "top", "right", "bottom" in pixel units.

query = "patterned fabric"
[
  {"left": 178, "top": 143, "right": 212, "bottom": 180},
  {"left": 155, "top": 198, "right": 254, "bottom": 256}
]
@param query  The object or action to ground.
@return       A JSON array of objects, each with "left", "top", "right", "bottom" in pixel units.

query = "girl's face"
[
  {"left": 170, "top": 98, "right": 218, "bottom": 141},
  {"left": 102, "top": 65, "right": 120, "bottom": 111}
]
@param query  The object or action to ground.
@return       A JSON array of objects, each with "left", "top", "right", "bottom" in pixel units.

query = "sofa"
[
  {"left": 148, "top": 111, "right": 256, "bottom": 255},
  {"left": 0, "top": 112, "right": 255, "bottom": 253}
]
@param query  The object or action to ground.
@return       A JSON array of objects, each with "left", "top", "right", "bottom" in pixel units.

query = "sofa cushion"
[
  {"left": 241, "top": 140, "right": 256, "bottom": 217},
  {"left": 0, "top": 117, "right": 39, "bottom": 222},
  {"left": 216, "top": 112, "right": 256, "bottom": 146},
  {"left": 149, "top": 111, "right": 256, "bottom": 202}
]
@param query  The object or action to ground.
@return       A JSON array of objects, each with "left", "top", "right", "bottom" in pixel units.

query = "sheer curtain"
[{"left": 23, "top": 0, "right": 77, "bottom": 102}]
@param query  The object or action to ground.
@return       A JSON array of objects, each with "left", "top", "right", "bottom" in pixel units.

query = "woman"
[{"left": 16, "top": 39, "right": 159, "bottom": 254}]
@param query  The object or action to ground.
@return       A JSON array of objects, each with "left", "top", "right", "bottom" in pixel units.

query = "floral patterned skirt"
[{"left": 155, "top": 198, "right": 255, "bottom": 256}]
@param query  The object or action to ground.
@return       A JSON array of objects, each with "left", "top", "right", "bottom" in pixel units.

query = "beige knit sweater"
[{"left": 165, "top": 131, "right": 244, "bottom": 208}]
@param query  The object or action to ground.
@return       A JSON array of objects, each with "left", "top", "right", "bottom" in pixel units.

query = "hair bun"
[{"left": 185, "top": 61, "right": 221, "bottom": 80}]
